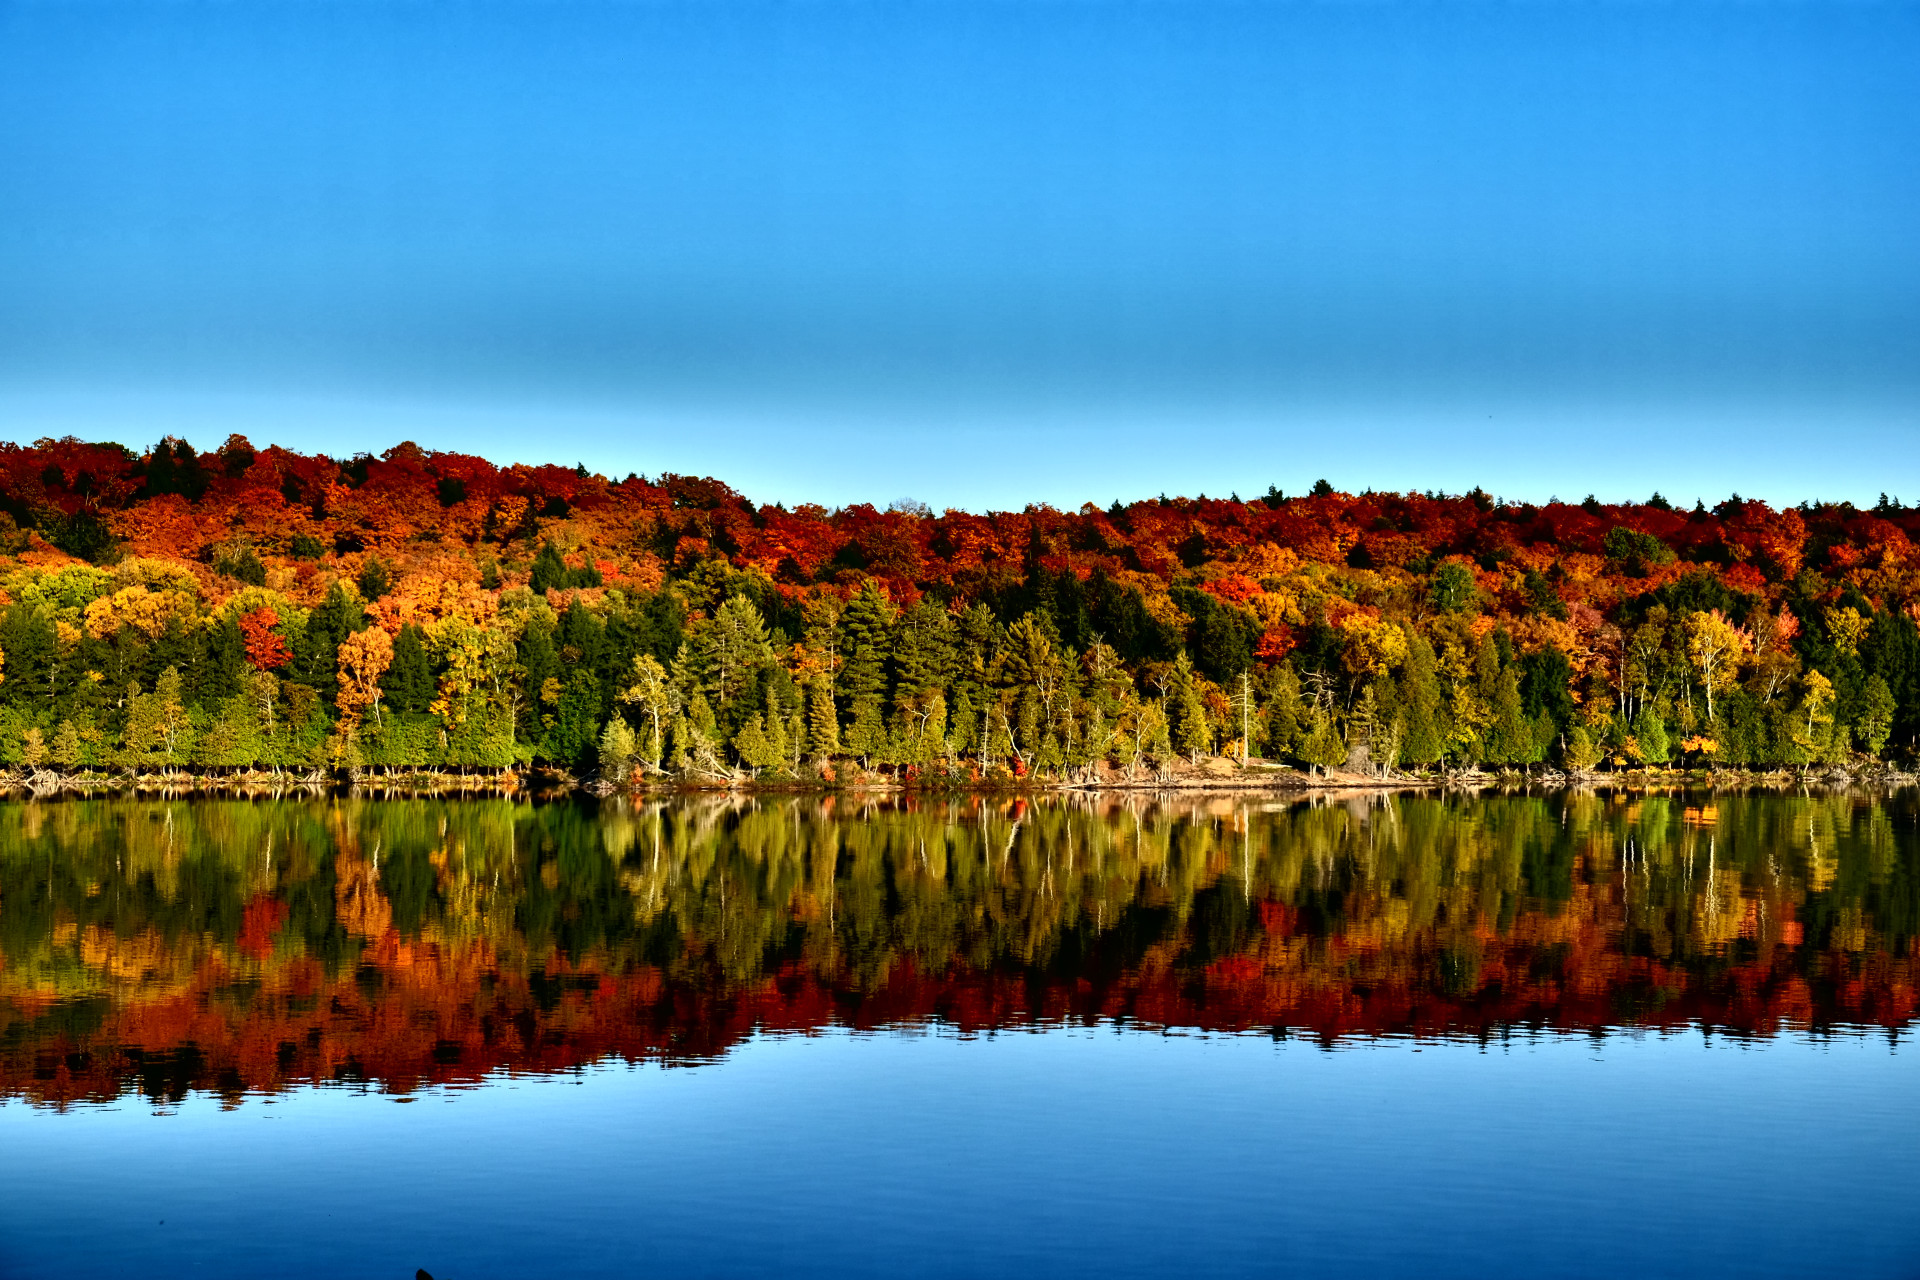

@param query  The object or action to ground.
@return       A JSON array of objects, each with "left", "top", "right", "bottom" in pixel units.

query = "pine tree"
[
  {"left": 545, "top": 668, "right": 603, "bottom": 767},
  {"left": 1563, "top": 723, "right": 1602, "bottom": 772},
  {"left": 689, "top": 692, "right": 719, "bottom": 743},
  {"left": 599, "top": 716, "right": 637, "bottom": 775},
  {"left": 1174, "top": 681, "right": 1210, "bottom": 758},
  {"left": 1036, "top": 731, "right": 1064, "bottom": 772},
  {"left": 692, "top": 594, "right": 773, "bottom": 712},
  {"left": 1298, "top": 707, "right": 1345, "bottom": 773},
  {"left": 890, "top": 601, "right": 957, "bottom": 707},
  {"left": 1858, "top": 675, "right": 1895, "bottom": 756},
  {"left": 733, "top": 713, "right": 779, "bottom": 773},
  {"left": 383, "top": 624, "right": 434, "bottom": 714},
  {"left": 1084, "top": 705, "right": 1112, "bottom": 766},
  {"left": 1169, "top": 654, "right": 1210, "bottom": 759},
  {"left": 196, "top": 696, "right": 255, "bottom": 766},
  {"left": 51, "top": 720, "right": 82, "bottom": 770},
  {"left": 1485, "top": 669, "right": 1529, "bottom": 766},
  {"left": 951, "top": 603, "right": 1001, "bottom": 720},
  {"left": 291, "top": 581, "right": 365, "bottom": 704},
  {"left": 667, "top": 713, "right": 692, "bottom": 769},
  {"left": 948, "top": 691, "right": 977, "bottom": 757},
  {"left": 1397, "top": 633, "right": 1446, "bottom": 766},
  {"left": 1632, "top": 708, "right": 1671, "bottom": 765},
  {"left": 1082, "top": 641, "right": 1132, "bottom": 717},
  {"left": 806, "top": 676, "right": 840, "bottom": 758},
  {"left": 844, "top": 695, "right": 887, "bottom": 770},
  {"left": 1259, "top": 664, "right": 1304, "bottom": 758},
  {"left": 764, "top": 707, "right": 789, "bottom": 772},
  {"left": 530, "top": 542, "right": 569, "bottom": 595},
  {"left": 201, "top": 615, "right": 248, "bottom": 703},
  {"left": 121, "top": 680, "right": 160, "bottom": 761},
  {"left": 835, "top": 583, "right": 896, "bottom": 712},
  {"left": 517, "top": 618, "right": 559, "bottom": 742}
]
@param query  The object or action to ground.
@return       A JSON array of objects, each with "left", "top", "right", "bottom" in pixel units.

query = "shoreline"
[{"left": 2, "top": 759, "right": 1912, "bottom": 801}]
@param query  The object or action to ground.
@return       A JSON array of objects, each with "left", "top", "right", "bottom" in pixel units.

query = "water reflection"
[{"left": 2, "top": 791, "right": 1914, "bottom": 1107}]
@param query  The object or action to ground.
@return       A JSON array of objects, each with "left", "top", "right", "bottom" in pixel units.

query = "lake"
[{"left": 1, "top": 791, "right": 1915, "bottom": 1279}]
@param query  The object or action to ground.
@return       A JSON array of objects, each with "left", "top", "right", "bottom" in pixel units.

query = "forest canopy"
[{"left": 0, "top": 434, "right": 1916, "bottom": 777}]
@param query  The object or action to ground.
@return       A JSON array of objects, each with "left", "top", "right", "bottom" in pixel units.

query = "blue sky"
[{"left": 2, "top": 0, "right": 1916, "bottom": 510}]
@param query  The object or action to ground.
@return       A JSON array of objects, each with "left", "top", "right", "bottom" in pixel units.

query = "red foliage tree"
[{"left": 239, "top": 607, "right": 292, "bottom": 670}]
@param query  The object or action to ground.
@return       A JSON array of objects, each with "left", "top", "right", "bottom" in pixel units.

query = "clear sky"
[{"left": 2, "top": 0, "right": 1916, "bottom": 511}]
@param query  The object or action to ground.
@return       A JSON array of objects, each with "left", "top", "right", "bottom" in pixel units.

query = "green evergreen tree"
[
  {"left": 517, "top": 618, "right": 559, "bottom": 742},
  {"left": 1397, "top": 633, "right": 1446, "bottom": 767},
  {"left": 1632, "top": 708, "right": 1670, "bottom": 765},
  {"left": 120, "top": 680, "right": 157, "bottom": 761},
  {"left": 50, "top": 720, "right": 82, "bottom": 770},
  {"left": 765, "top": 706, "right": 789, "bottom": 771},
  {"left": 544, "top": 669, "right": 602, "bottom": 766},
  {"left": 291, "top": 581, "right": 364, "bottom": 706},
  {"left": 950, "top": 603, "right": 1001, "bottom": 721},
  {"left": 678, "top": 694, "right": 725, "bottom": 774},
  {"left": 732, "top": 713, "right": 778, "bottom": 773},
  {"left": 844, "top": 695, "right": 887, "bottom": 769},
  {"left": 356, "top": 557, "right": 391, "bottom": 601},
  {"left": 201, "top": 616, "right": 248, "bottom": 705},
  {"left": 734, "top": 709, "right": 789, "bottom": 774},
  {"left": 835, "top": 583, "right": 896, "bottom": 712},
  {"left": 530, "top": 542, "right": 569, "bottom": 595},
  {"left": 667, "top": 713, "right": 692, "bottom": 769},
  {"left": 1036, "top": 730, "right": 1065, "bottom": 772},
  {"left": 1298, "top": 707, "right": 1345, "bottom": 773},
  {"left": 890, "top": 601, "right": 958, "bottom": 709},
  {"left": 1483, "top": 669, "right": 1530, "bottom": 765},
  {"left": 1173, "top": 678, "right": 1211, "bottom": 758},
  {"left": 1259, "top": 664, "right": 1304, "bottom": 759},
  {"left": 1429, "top": 561, "right": 1479, "bottom": 614},
  {"left": 1563, "top": 722, "right": 1602, "bottom": 772},
  {"left": 806, "top": 676, "right": 840, "bottom": 758},
  {"left": 948, "top": 690, "right": 978, "bottom": 757},
  {"left": 690, "top": 594, "right": 774, "bottom": 716},
  {"left": 599, "top": 715, "right": 637, "bottom": 775},
  {"left": 383, "top": 624, "right": 434, "bottom": 714},
  {"left": 1858, "top": 675, "right": 1895, "bottom": 756}
]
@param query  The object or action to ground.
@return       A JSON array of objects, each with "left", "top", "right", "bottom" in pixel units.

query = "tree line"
[{"left": 0, "top": 436, "right": 1917, "bottom": 778}]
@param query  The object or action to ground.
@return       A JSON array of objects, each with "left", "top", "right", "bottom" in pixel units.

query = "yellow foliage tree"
[
  {"left": 83, "top": 585, "right": 196, "bottom": 640},
  {"left": 1684, "top": 610, "right": 1750, "bottom": 723},
  {"left": 1822, "top": 607, "right": 1869, "bottom": 659},
  {"left": 1339, "top": 613, "right": 1408, "bottom": 679},
  {"left": 336, "top": 627, "right": 394, "bottom": 728}
]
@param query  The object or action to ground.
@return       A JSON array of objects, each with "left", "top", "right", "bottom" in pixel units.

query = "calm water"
[{"left": 0, "top": 792, "right": 1915, "bottom": 1279}]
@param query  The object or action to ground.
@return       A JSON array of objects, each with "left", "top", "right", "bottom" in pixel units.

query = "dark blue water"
[{"left": 3, "top": 1026, "right": 1915, "bottom": 1279}]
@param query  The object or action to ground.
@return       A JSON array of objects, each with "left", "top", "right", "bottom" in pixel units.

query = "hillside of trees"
[{"left": 0, "top": 434, "right": 1917, "bottom": 780}]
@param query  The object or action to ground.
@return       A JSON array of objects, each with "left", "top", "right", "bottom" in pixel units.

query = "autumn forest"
[{"left": 2, "top": 435, "right": 1917, "bottom": 784}]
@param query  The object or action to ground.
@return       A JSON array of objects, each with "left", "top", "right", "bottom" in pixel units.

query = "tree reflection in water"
[{"left": 1, "top": 790, "right": 1914, "bottom": 1107}]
